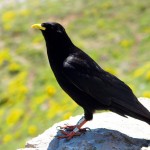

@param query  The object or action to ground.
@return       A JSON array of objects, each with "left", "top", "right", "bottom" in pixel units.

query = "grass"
[{"left": 0, "top": 0, "right": 150, "bottom": 149}]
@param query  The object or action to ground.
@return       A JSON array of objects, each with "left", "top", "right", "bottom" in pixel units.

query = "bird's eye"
[
  {"left": 56, "top": 28, "right": 62, "bottom": 33},
  {"left": 57, "top": 26, "right": 65, "bottom": 33}
]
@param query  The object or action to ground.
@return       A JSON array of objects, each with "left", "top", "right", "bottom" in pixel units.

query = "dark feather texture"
[{"left": 38, "top": 22, "right": 150, "bottom": 124}]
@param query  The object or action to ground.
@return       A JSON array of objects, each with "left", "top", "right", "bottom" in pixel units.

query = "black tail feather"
[{"left": 110, "top": 101, "right": 150, "bottom": 125}]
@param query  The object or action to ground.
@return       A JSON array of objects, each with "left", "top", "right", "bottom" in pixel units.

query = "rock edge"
[{"left": 18, "top": 97, "right": 150, "bottom": 150}]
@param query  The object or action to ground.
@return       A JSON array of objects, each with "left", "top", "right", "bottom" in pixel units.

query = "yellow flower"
[
  {"left": 0, "top": 50, "right": 10, "bottom": 66},
  {"left": 2, "top": 11, "right": 16, "bottom": 23},
  {"left": 7, "top": 109, "right": 23, "bottom": 125},
  {"left": 3, "top": 134, "right": 13, "bottom": 143},
  {"left": 133, "top": 68, "right": 145, "bottom": 78},
  {"left": 128, "top": 84, "right": 136, "bottom": 92},
  {"left": 33, "top": 36, "right": 43, "bottom": 44},
  {"left": 2, "top": 11, "right": 16, "bottom": 30},
  {"left": 6, "top": 72, "right": 28, "bottom": 102},
  {"left": 105, "top": 67, "right": 117, "bottom": 75},
  {"left": 120, "top": 39, "right": 133, "bottom": 48},
  {"left": 9, "top": 62, "right": 21, "bottom": 73},
  {"left": 33, "top": 95, "right": 47, "bottom": 107},
  {"left": 8, "top": 72, "right": 27, "bottom": 88},
  {"left": 19, "top": 86, "right": 28, "bottom": 94},
  {"left": 145, "top": 70, "right": 150, "bottom": 81},
  {"left": 7, "top": 84, "right": 28, "bottom": 102},
  {"left": 28, "top": 125, "right": 37, "bottom": 136},
  {"left": 142, "top": 91, "right": 150, "bottom": 98},
  {"left": 97, "top": 20, "right": 105, "bottom": 28},
  {"left": 46, "top": 86, "right": 56, "bottom": 96},
  {"left": 0, "top": 109, "right": 4, "bottom": 117},
  {"left": 3, "top": 24, "right": 12, "bottom": 30}
]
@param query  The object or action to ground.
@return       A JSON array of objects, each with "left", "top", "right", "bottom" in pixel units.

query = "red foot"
[
  {"left": 56, "top": 118, "right": 88, "bottom": 140},
  {"left": 57, "top": 126, "right": 89, "bottom": 140},
  {"left": 57, "top": 125, "right": 89, "bottom": 133},
  {"left": 57, "top": 131, "right": 81, "bottom": 140}
]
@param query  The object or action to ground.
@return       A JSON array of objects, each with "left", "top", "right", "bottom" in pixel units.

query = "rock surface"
[{"left": 19, "top": 97, "right": 150, "bottom": 150}]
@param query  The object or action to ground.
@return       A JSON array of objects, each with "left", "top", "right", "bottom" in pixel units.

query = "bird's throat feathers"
[
  {"left": 43, "top": 38, "right": 74, "bottom": 62},
  {"left": 43, "top": 33, "right": 74, "bottom": 67}
]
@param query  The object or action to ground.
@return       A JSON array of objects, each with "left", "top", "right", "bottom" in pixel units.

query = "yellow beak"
[{"left": 31, "top": 24, "right": 46, "bottom": 30}]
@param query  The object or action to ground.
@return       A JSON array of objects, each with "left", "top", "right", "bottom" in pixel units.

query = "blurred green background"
[{"left": 0, "top": 0, "right": 150, "bottom": 149}]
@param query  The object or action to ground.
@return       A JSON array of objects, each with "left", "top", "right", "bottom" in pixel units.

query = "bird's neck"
[{"left": 45, "top": 39, "right": 74, "bottom": 69}]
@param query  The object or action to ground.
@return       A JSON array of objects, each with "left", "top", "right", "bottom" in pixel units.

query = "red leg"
[{"left": 57, "top": 117, "right": 88, "bottom": 140}]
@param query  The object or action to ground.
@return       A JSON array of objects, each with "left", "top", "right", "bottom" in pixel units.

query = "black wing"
[{"left": 62, "top": 52, "right": 136, "bottom": 106}]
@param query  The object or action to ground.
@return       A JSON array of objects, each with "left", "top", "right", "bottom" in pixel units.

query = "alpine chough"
[{"left": 32, "top": 22, "right": 150, "bottom": 140}]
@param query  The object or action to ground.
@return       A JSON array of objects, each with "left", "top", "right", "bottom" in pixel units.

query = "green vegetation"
[{"left": 0, "top": 0, "right": 150, "bottom": 149}]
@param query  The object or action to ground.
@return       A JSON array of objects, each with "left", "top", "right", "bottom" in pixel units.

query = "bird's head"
[
  {"left": 32, "top": 22, "right": 65, "bottom": 33},
  {"left": 31, "top": 22, "right": 71, "bottom": 46}
]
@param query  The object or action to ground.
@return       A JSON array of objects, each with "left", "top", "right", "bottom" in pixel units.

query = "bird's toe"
[{"left": 57, "top": 124, "right": 76, "bottom": 131}]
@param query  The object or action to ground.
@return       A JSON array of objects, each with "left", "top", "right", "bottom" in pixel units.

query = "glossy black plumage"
[{"left": 39, "top": 22, "right": 150, "bottom": 124}]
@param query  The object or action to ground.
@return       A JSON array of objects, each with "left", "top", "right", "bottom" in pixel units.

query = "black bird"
[{"left": 32, "top": 22, "right": 150, "bottom": 139}]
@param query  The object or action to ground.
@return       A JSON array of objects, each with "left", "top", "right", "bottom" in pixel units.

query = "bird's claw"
[
  {"left": 57, "top": 124, "right": 90, "bottom": 133},
  {"left": 56, "top": 119, "right": 89, "bottom": 140},
  {"left": 57, "top": 131, "right": 81, "bottom": 140},
  {"left": 84, "top": 127, "right": 91, "bottom": 131},
  {"left": 56, "top": 124, "right": 76, "bottom": 131},
  {"left": 56, "top": 127, "right": 90, "bottom": 140}
]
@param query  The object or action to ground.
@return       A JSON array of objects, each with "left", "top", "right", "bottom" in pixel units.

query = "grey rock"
[{"left": 18, "top": 97, "right": 150, "bottom": 150}]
